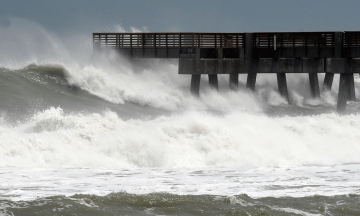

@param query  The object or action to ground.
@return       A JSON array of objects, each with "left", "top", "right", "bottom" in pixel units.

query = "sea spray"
[{"left": 0, "top": 17, "right": 344, "bottom": 112}]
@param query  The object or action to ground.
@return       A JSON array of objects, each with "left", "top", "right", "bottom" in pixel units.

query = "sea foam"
[{"left": 0, "top": 107, "right": 360, "bottom": 168}]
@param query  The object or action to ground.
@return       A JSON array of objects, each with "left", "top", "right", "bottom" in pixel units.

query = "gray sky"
[{"left": 1, "top": 0, "right": 360, "bottom": 35}]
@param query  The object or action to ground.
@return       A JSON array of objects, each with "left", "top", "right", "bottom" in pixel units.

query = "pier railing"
[
  {"left": 94, "top": 31, "right": 360, "bottom": 58},
  {"left": 93, "top": 33, "right": 245, "bottom": 49},
  {"left": 252, "top": 32, "right": 335, "bottom": 48},
  {"left": 94, "top": 32, "right": 360, "bottom": 49},
  {"left": 343, "top": 31, "right": 360, "bottom": 47}
]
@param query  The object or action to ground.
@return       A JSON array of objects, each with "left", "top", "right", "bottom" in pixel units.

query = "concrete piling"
[
  {"left": 337, "top": 73, "right": 356, "bottom": 113},
  {"left": 190, "top": 74, "right": 201, "bottom": 96},
  {"left": 244, "top": 33, "right": 256, "bottom": 91},
  {"left": 246, "top": 73, "right": 257, "bottom": 91},
  {"left": 348, "top": 73, "right": 356, "bottom": 101},
  {"left": 323, "top": 73, "right": 334, "bottom": 91},
  {"left": 309, "top": 73, "right": 320, "bottom": 98},
  {"left": 277, "top": 73, "right": 289, "bottom": 102},
  {"left": 208, "top": 74, "right": 219, "bottom": 90},
  {"left": 190, "top": 48, "right": 201, "bottom": 96},
  {"left": 229, "top": 74, "right": 238, "bottom": 90},
  {"left": 337, "top": 73, "right": 350, "bottom": 113}
]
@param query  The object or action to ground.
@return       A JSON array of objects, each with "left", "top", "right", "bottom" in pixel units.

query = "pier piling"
[
  {"left": 309, "top": 73, "right": 320, "bottom": 98},
  {"left": 190, "top": 48, "right": 201, "bottom": 96},
  {"left": 323, "top": 73, "right": 334, "bottom": 91},
  {"left": 348, "top": 73, "right": 356, "bottom": 101},
  {"left": 208, "top": 74, "right": 219, "bottom": 90},
  {"left": 246, "top": 73, "right": 257, "bottom": 91},
  {"left": 277, "top": 73, "right": 289, "bottom": 102},
  {"left": 229, "top": 74, "right": 239, "bottom": 90},
  {"left": 337, "top": 73, "right": 350, "bottom": 113},
  {"left": 190, "top": 75, "right": 201, "bottom": 96}
]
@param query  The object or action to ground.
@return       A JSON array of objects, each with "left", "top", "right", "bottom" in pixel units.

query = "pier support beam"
[
  {"left": 277, "top": 73, "right": 289, "bottom": 102},
  {"left": 337, "top": 73, "right": 350, "bottom": 113},
  {"left": 229, "top": 74, "right": 238, "bottom": 90},
  {"left": 246, "top": 73, "right": 257, "bottom": 91},
  {"left": 309, "top": 73, "right": 320, "bottom": 98},
  {"left": 190, "top": 74, "right": 201, "bottom": 96},
  {"left": 322, "top": 73, "right": 334, "bottom": 91},
  {"left": 208, "top": 74, "right": 219, "bottom": 90}
]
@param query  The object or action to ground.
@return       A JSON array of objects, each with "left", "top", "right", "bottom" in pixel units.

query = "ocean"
[{"left": 1, "top": 18, "right": 360, "bottom": 215}]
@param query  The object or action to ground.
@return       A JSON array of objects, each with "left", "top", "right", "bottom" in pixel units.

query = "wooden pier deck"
[{"left": 93, "top": 31, "right": 360, "bottom": 113}]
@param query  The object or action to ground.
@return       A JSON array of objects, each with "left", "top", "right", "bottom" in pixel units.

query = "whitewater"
[{"left": 0, "top": 17, "right": 360, "bottom": 215}]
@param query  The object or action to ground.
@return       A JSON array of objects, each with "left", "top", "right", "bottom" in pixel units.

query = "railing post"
[
  {"left": 192, "top": 33, "right": 195, "bottom": 53},
  {"left": 236, "top": 33, "right": 239, "bottom": 49},
  {"left": 142, "top": 33, "right": 145, "bottom": 57},
  {"left": 215, "top": 34, "right": 217, "bottom": 49},
  {"left": 166, "top": 33, "right": 168, "bottom": 58},
  {"left": 305, "top": 34, "right": 308, "bottom": 56},
  {"left": 198, "top": 33, "right": 200, "bottom": 48},
  {"left": 293, "top": 34, "right": 295, "bottom": 55},
  {"left": 154, "top": 34, "right": 156, "bottom": 57},
  {"left": 130, "top": 34, "right": 132, "bottom": 58},
  {"left": 280, "top": 33, "right": 283, "bottom": 55},
  {"left": 317, "top": 33, "right": 321, "bottom": 56},
  {"left": 220, "top": 34, "right": 222, "bottom": 48}
]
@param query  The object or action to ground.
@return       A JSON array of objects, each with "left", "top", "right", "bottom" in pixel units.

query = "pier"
[{"left": 93, "top": 31, "right": 360, "bottom": 113}]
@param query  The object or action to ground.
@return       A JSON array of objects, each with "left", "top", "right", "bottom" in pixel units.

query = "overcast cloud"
[{"left": 1, "top": 0, "right": 360, "bottom": 36}]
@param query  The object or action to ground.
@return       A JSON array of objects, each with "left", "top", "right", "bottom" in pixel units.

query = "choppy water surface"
[{"left": 1, "top": 165, "right": 360, "bottom": 215}]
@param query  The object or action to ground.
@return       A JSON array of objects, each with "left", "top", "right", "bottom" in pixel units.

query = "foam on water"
[
  {"left": 1, "top": 164, "right": 360, "bottom": 201},
  {"left": 1, "top": 106, "right": 360, "bottom": 168}
]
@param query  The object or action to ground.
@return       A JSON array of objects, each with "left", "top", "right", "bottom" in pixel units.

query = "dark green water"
[{"left": 2, "top": 193, "right": 360, "bottom": 216}]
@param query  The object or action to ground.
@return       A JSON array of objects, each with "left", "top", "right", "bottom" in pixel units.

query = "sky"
[{"left": 1, "top": 0, "right": 360, "bottom": 37}]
